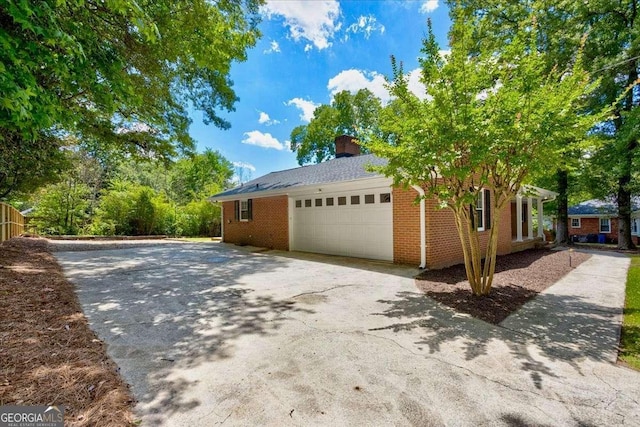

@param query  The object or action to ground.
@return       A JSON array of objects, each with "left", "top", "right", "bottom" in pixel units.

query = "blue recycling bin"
[{"left": 598, "top": 234, "right": 606, "bottom": 244}]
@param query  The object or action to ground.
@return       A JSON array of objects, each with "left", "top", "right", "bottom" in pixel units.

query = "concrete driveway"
[{"left": 54, "top": 242, "right": 640, "bottom": 426}]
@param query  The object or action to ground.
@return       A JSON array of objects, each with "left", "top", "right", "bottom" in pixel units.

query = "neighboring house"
[
  {"left": 567, "top": 198, "right": 640, "bottom": 244},
  {"left": 211, "top": 136, "right": 556, "bottom": 269}
]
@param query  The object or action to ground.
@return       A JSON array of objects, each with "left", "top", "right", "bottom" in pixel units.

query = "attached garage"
[
  {"left": 212, "top": 135, "right": 554, "bottom": 269},
  {"left": 291, "top": 187, "right": 393, "bottom": 261}
]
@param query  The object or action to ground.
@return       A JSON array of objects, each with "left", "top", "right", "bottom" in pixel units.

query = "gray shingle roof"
[
  {"left": 212, "top": 154, "right": 388, "bottom": 199},
  {"left": 568, "top": 198, "right": 640, "bottom": 215}
]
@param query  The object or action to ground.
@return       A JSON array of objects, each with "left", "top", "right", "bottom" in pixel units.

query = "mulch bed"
[
  {"left": 0, "top": 237, "right": 136, "bottom": 426},
  {"left": 416, "top": 248, "right": 591, "bottom": 325}
]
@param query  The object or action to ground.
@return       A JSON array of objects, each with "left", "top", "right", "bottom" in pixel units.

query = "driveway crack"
[{"left": 289, "top": 284, "right": 361, "bottom": 299}]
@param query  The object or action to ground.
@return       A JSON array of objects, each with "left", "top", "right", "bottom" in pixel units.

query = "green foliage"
[
  {"left": 31, "top": 179, "right": 91, "bottom": 235},
  {"left": 88, "top": 180, "right": 135, "bottom": 236},
  {"left": 168, "top": 149, "right": 233, "bottom": 204},
  {"left": 0, "top": 0, "right": 261, "bottom": 198},
  {"left": 0, "top": 131, "right": 70, "bottom": 198},
  {"left": 289, "top": 89, "right": 383, "bottom": 164},
  {"left": 461, "top": 0, "right": 640, "bottom": 248},
  {"left": 369, "top": 9, "right": 600, "bottom": 294},
  {"left": 175, "top": 201, "right": 221, "bottom": 237},
  {"left": 80, "top": 148, "right": 232, "bottom": 236},
  {"left": 620, "top": 254, "right": 640, "bottom": 370},
  {"left": 89, "top": 182, "right": 172, "bottom": 236}
]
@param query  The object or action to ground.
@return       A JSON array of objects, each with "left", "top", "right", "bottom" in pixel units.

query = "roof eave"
[{"left": 209, "top": 175, "right": 393, "bottom": 202}]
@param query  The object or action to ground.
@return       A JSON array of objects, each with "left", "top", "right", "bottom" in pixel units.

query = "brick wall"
[
  {"left": 569, "top": 217, "right": 615, "bottom": 240},
  {"left": 222, "top": 195, "right": 289, "bottom": 250},
  {"left": 392, "top": 187, "right": 512, "bottom": 269},
  {"left": 392, "top": 187, "right": 422, "bottom": 266},
  {"left": 424, "top": 195, "right": 512, "bottom": 269},
  {"left": 567, "top": 217, "right": 640, "bottom": 244}
]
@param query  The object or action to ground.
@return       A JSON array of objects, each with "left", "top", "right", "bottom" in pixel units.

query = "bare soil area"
[
  {"left": 416, "top": 248, "right": 591, "bottom": 324},
  {"left": 0, "top": 237, "right": 136, "bottom": 426}
]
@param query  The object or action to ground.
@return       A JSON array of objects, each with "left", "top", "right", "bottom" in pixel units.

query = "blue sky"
[{"left": 190, "top": 0, "right": 452, "bottom": 182}]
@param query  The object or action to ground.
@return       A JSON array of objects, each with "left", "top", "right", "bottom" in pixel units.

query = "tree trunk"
[
  {"left": 618, "top": 155, "right": 637, "bottom": 249},
  {"left": 480, "top": 220, "right": 500, "bottom": 295},
  {"left": 617, "top": 58, "right": 638, "bottom": 250},
  {"left": 453, "top": 208, "right": 480, "bottom": 294},
  {"left": 555, "top": 169, "right": 570, "bottom": 245}
]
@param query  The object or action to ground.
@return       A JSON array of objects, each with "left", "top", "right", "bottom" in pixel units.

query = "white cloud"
[
  {"left": 242, "top": 131, "right": 286, "bottom": 150},
  {"left": 286, "top": 98, "right": 319, "bottom": 122},
  {"left": 232, "top": 161, "right": 256, "bottom": 172},
  {"left": 258, "top": 112, "right": 270, "bottom": 124},
  {"left": 328, "top": 68, "right": 429, "bottom": 103},
  {"left": 345, "top": 15, "right": 385, "bottom": 40},
  {"left": 258, "top": 111, "right": 280, "bottom": 126},
  {"left": 261, "top": 0, "right": 341, "bottom": 50},
  {"left": 327, "top": 69, "right": 391, "bottom": 104},
  {"left": 264, "top": 40, "right": 281, "bottom": 54},
  {"left": 407, "top": 68, "right": 428, "bottom": 100},
  {"left": 420, "top": 0, "right": 439, "bottom": 14}
]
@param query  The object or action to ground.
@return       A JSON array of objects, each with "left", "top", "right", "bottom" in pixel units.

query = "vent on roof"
[{"left": 335, "top": 135, "right": 360, "bottom": 158}]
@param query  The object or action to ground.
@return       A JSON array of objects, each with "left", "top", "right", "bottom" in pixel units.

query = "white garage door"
[{"left": 291, "top": 188, "right": 393, "bottom": 261}]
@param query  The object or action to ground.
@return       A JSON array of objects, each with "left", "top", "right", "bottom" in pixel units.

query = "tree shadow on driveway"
[
  {"left": 55, "top": 243, "right": 312, "bottom": 425},
  {"left": 370, "top": 288, "right": 624, "bottom": 391}
]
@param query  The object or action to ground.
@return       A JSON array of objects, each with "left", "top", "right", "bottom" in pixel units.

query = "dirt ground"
[
  {"left": 416, "top": 248, "right": 591, "bottom": 324},
  {"left": 0, "top": 237, "right": 136, "bottom": 426}
]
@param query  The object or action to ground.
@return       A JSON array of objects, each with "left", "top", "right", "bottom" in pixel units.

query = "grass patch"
[{"left": 620, "top": 254, "right": 640, "bottom": 370}]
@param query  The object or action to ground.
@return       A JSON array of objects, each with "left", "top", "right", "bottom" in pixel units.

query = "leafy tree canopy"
[
  {"left": 0, "top": 0, "right": 262, "bottom": 197},
  {"left": 457, "top": 0, "right": 640, "bottom": 248},
  {"left": 368, "top": 10, "right": 601, "bottom": 295},
  {"left": 289, "top": 89, "right": 383, "bottom": 165}
]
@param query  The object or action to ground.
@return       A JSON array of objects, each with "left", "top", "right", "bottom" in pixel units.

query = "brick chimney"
[{"left": 334, "top": 135, "right": 360, "bottom": 158}]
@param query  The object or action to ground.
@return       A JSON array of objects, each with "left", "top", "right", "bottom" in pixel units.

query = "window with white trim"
[
  {"left": 473, "top": 189, "right": 491, "bottom": 232},
  {"left": 571, "top": 218, "right": 581, "bottom": 228},
  {"left": 234, "top": 199, "right": 253, "bottom": 221},
  {"left": 240, "top": 200, "right": 250, "bottom": 221},
  {"left": 632, "top": 218, "right": 639, "bottom": 236},
  {"left": 476, "top": 190, "right": 485, "bottom": 231},
  {"left": 599, "top": 218, "right": 611, "bottom": 233}
]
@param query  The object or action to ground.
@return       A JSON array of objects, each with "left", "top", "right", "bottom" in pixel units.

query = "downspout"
[
  {"left": 411, "top": 185, "right": 427, "bottom": 269},
  {"left": 220, "top": 203, "right": 224, "bottom": 242}
]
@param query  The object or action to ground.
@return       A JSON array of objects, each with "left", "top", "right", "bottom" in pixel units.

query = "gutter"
[
  {"left": 209, "top": 176, "right": 393, "bottom": 203},
  {"left": 411, "top": 185, "right": 427, "bottom": 269}
]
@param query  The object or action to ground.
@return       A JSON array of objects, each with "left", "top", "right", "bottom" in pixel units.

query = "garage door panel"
[{"left": 292, "top": 188, "right": 393, "bottom": 261}]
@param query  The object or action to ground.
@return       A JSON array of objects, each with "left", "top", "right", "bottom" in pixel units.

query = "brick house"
[
  {"left": 568, "top": 198, "right": 640, "bottom": 244},
  {"left": 211, "top": 136, "right": 556, "bottom": 269}
]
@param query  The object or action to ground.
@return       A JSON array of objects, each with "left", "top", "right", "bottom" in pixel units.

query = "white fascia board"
[
  {"left": 518, "top": 185, "right": 558, "bottom": 200},
  {"left": 210, "top": 176, "right": 394, "bottom": 202}
]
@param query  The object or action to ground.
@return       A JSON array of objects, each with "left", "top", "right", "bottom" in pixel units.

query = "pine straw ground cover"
[
  {"left": 0, "top": 237, "right": 136, "bottom": 426},
  {"left": 416, "top": 248, "right": 592, "bottom": 324}
]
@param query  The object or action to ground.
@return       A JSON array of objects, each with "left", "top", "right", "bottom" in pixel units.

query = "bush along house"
[{"left": 210, "top": 136, "right": 557, "bottom": 269}]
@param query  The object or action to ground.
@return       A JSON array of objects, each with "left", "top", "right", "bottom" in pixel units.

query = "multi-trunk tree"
[
  {"left": 457, "top": 0, "right": 640, "bottom": 249},
  {"left": 368, "top": 9, "right": 600, "bottom": 295}
]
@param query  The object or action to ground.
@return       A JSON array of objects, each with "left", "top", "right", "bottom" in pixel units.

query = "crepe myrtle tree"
[{"left": 367, "top": 11, "right": 602, "bottom": 296}]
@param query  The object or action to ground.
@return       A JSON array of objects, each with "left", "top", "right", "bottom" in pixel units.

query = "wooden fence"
[{"left": 0, "top": 202, "right": 25, "bottom": 242}]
